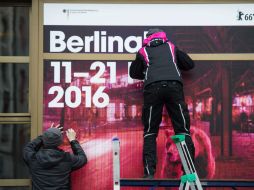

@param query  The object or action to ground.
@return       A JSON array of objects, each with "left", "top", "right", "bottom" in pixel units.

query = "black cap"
[
  {"left": 42, "top": 128, "right": 63, "bottom": 147},
  {"left": 146, "top": 28, "right": 164, "bottom": 37}
]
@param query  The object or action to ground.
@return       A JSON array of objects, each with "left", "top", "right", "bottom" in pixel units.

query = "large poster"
[{"left": 43, "top": 4, "right": 254, "bottom": 190}]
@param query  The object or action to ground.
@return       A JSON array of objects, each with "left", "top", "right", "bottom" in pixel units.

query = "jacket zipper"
[
  {"left": 174, "top": 63, "right": 181, "bottom": 77},
  {"left": 167, "top": 42, "right": 181, "bottom": 77},
  {"left": 145, "top": 67, "right": 149, "bottom": 80}
]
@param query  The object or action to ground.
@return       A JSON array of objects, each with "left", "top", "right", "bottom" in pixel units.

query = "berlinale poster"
[{"left": 43, "top": 4, "right": 254, "bottom": 190}]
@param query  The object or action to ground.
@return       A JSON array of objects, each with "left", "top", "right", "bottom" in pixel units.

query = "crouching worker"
[{"left": 23, "top": 123, "right": 87, "bottom": 190}]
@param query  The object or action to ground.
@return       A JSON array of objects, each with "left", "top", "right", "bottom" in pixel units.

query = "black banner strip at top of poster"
[
  {"left": 120, "top": 178, "right": 254, "bottom": 187},
  {"left": 0, "top": 0, "right": 31, "bottom": 6}
]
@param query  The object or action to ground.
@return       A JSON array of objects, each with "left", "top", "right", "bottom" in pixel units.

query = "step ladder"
[
  {"left": 171, "top": 134, "right": 203, "bottom": 190},
  {"left": 112, "top": 135, "right": 203, "bottom": 190},
  {"left": 112, "top": 137, "right": 120, "bottom": 190}
]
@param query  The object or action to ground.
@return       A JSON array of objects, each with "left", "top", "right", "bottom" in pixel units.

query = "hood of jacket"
[
  {"left": 143, "top": 31, "right": 168, "bottom": 47},
  {"left": 35, "top": 148, "right": 65, "bottom": 168}
]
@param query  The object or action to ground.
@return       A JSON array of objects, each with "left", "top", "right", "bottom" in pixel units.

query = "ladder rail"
[
  {"left": 112, "top": 137, "right": 120, "bottom": 190},
  {"left": 172, "top": 135, "right": 203, "bottom": 190},
  {"left": 176, "top": 143, "right": 197, "bottom": 190},
  {"left": 179, "top": 141, "right": 203, "bottom": 190}
]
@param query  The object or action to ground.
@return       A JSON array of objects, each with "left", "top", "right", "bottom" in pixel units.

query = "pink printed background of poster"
[
  {"left": 43, "top": 26, "right": 254, "bottom": 190},
  {"left": 43, "top": 59, "right": 254, "bottom": 190}
]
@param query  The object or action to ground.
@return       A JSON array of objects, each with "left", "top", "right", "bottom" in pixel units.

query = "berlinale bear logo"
[
  {"left": 161, "top": 127, "right": 215, "bottom": 179},
  {"left": 237, "top": 11, "right": 254, "bottom": 21}
]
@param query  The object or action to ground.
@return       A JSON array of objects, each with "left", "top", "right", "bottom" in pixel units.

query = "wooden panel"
[
  {"left": 0, "top": 179, "right": 31, "bottom": 186},
  {"left": 43, "top": 53, "right": 254, "bottom": 61},
  {"left": 0, "top": 56, "right": 29, "bottom": 63}
]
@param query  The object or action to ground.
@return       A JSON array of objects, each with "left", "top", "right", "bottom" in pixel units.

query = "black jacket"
[
  {"left": 23, "top": 135, "right": 87, "bottom": 190},
  {"left": 130, "top": 31, "right": 194, "bottom": 87}
]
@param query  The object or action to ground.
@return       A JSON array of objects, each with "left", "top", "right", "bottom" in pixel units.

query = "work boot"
[{"left": 143, "top": 174, "right": 154, "bottom": 179}]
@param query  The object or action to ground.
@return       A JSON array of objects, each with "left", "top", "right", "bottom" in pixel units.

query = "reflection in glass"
[
  {"left": 0, "top": 7, "right": 29, "bottom": 56},
  {"left": 0, "top": 188, "right": 29, "bottom": 190},
  {"left": 0, "top": 63, "right": 29, "bottom": 113},
  {"left": 0, "top": 124, "right": 30, "bottom": 179}
]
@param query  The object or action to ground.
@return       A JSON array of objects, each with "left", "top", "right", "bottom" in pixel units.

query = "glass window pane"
[
  {"left": 0, "top": 63, "right": 29, "bottom": 113},
  {"left": 0, "top": 188, "right": 29, "bottom": 190},
  {"left": 0, "top": 7, "right": 29, "bottom": 56},
  {"left": 0, "top": 124, "right": 30, "bottom": 179}
]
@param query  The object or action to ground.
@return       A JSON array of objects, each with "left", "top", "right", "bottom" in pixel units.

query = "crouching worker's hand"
[
  {"left": 50, "top": 122, "right": 64, "bottom": 134},
  {"left": 66, "top": 128, "right": 76, "bottom": 142}
]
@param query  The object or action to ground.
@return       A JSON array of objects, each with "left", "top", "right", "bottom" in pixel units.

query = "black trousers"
[{"left": 142, "top": 80, "right": 195, "bottom": 176}]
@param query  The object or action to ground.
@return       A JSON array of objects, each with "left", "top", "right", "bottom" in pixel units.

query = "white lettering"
[
  {"left": 144, "top": 31, "right": 148, "bottom": 39},
  {"left": 124, "top": 36, "right": 142, "bottom": 53},
  {"left": 50, "top": 31, "right": 66, "bottom": 52},
  {"left": 84, "top": 36, "right": 94, "bottom": 52},
  {"left": 66, "top": 36, "right": 83, "bottom": 53},
  {"left": 108, "top": 36, "right": 123, "bottom": 52},
  {"left": 101, "top": 31, "right": 107, "bottom": 52},
  {"left": 49, "top": 30, "right": 149, "bottom": 53},
  {"left": 94, "top": 31, "right": 100, "bottom": 52}
]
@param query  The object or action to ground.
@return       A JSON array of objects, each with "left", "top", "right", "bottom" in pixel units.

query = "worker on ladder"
[{"left": 129, "top": 28, "right": 196, "bottom": 179}]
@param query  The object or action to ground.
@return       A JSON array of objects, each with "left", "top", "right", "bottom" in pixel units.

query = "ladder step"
[
  {"left": 171, "top": 134, "right": 185, "bottom": 143},
  {"left": 181, "top": 174, "right": 197, "bottom": 183}
]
